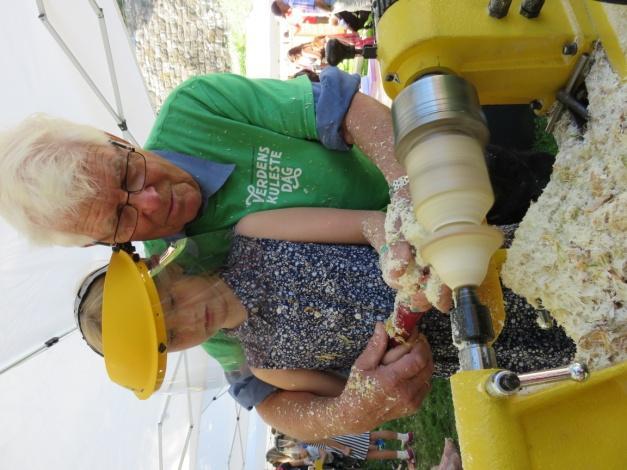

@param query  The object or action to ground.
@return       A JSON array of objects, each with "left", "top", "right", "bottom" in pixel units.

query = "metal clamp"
[
  {"left": 517, "top": 362, "right": 589, "bottom": 388},
  {"left": 545, "top": 54, "right": 590, "bottom": 133},
  {"left": 486, "top": 363, "right": 589, "bottom": 397},
  {"left": 486, "top": 370, "right": 521, "bottom": 397}
]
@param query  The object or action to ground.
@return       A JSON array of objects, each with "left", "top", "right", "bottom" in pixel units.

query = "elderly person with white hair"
[{"left": 0, "top": 68, "right": 433, "bottom": 441}]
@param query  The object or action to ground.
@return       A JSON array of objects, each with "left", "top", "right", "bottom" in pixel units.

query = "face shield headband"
[
  {"left": 75, "top": 239, "right": 199, "bottom": 399},
  {"left": 74, "top": 265, "right": 108, "bottom": 357}
]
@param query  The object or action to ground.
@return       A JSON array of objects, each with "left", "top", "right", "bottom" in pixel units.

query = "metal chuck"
[{"left": 452, "top": 286, "right": 497, "bottom": 370}]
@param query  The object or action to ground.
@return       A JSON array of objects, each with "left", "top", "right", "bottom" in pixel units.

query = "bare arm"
[
  {"left": 341, "top": 92, "right": 454, "bottom": 312},
  {"left": 236, "top": 207, "right": 387, "bottom": 250},
  {"left": 255, "top": 323, "right": 433, "bottom": 441},
  {"left": 251, "top": 367, "right": 346, "bottom": 397},
  {"left": 342, "top": 92, "right": 406, "bottom": 184}
]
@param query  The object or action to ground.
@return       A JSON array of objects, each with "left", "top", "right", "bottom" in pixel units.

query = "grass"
[
  {"left": 532, "top": 116, "right": 559, "bottom": 155},
  {"left": 217, "top": 0, "right": 252, "bottom": 75},
  {"left": 337, "top": 57, "right": 369, "bottom": 76},
  {"left": 337, "top": 21, "right": 374, "bottom": 77},
  {"left": 363, "top": 378, "right": 457, "bottom": 470},
  {"left": 234, "top": 33, "right": 247, "bottom": 76}
]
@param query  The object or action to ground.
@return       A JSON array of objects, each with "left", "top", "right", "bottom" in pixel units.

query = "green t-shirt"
[{"left": 143, "top": 73, "right": 390, "bottom": 370}]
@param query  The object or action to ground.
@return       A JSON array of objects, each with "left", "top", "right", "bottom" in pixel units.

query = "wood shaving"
[
  {"left": 385, "top": 197, "right": 446, "bottom": 309},
  {"left": 502, "top": 46, "right": 627, "bottom": 369}
]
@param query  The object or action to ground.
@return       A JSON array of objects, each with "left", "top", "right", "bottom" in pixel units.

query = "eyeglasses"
[{"left": 109, "top": 140, "right": 147, "bottom": 244}]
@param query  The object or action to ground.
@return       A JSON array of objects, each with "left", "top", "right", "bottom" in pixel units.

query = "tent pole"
[
  {"left": 157, "top": 353, "right": 181, "bottom": 470},
  {"left": 177, "top": 425, "right": 194, "bottom": 470},
  {"left": 0, "top": 327, "right": 77, "bottom": 376},
  {"left": 236, "top": 405, "right": 245, "bottom": 468},
  {"left": 35, "top": 0, "right": 138, "bottom": 145},
  {"left": 184, "top": 351, "right": 194, "bottom": 425},
  {"left": 157, "top": 394, "right": 171, "bottom": 470},
  {"left": 227, "top": 404, "right": 243, "bottom": 468},
  {"left": 87, "top": 0, "right": 130, "bottom": 141},
  {"left": 200, "top": 386, "right": 229, "bottom": 415},
  {"left": 176, "top": 351, "right": 195, "bottom": 470},
  {"left": 158, "top": 353, "right": 185, "bottom": 470}
]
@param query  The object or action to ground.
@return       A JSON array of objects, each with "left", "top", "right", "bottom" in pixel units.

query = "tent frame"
[
  {"left": 35, "top": 0, "right": 139, "bottom": 145},
  {"left": 1, "top": 2, "right": 197, "bottom": 468}
]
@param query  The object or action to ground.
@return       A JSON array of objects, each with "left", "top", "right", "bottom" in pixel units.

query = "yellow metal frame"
[
  {"left": 376, "top": 0, "right": 600, "bottom": 111},
  {"left": 585, "top": 0, "right": 626, "bottom": 79},
  {"left": 451, "top": 361, "right": 627, "bottom": 469}
]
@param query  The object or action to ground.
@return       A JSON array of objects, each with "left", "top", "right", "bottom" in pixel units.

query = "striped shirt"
[{"left": 309, "top": 432, "right": 371, "bottom": 461}]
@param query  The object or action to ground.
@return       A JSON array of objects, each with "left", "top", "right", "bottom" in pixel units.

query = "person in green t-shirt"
[{"left": 0, "top": 68, "right": 437, "bottom": 441}]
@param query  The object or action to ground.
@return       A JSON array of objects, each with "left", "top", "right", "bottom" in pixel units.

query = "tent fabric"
[{"left": 0, "top": 1, "right": 265, "bottom": 468}]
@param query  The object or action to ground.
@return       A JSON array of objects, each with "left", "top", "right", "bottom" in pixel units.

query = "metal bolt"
[
  {"left": 530, "top": 99, "right": 543, "bottom": 111},
  {"left": 520, "top": 0, "right": 545, "bottom": 18},
  {"left": 563, "top": 42, "right": 578, "bottom": 55},
  {"left": 385, "top": 72, "right": 400, "bottom": 83},
  {"left": 486, "top": 370, "right": 521, "bottom": 397},
  {"left": 496, "top": 370, "right": 521, "bottom": 392},
  {"left": 488, "top": 0, "right": 512, "bottom": 19},
  {"left": 569, "top": 363, "right": 589, "bottom": 382}
]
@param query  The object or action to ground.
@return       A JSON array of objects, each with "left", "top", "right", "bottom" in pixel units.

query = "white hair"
[{"left": 0, "top": 113, "right": 109, "bottom": 246}]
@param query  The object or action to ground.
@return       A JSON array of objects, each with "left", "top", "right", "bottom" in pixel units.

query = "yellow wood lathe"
[{"left": 375, "top": 1, "right": 626, "bottom": 468}]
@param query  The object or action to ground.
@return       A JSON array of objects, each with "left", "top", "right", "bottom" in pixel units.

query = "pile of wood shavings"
[
  {"left": 384, "top": 197, "right": 446, "bottom": 309},
  {"left": 502, "top": 47, "right": 626, "bottom": 369}
]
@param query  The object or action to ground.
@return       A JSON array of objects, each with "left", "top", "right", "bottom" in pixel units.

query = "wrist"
[
  {"left": 303, "top": 394, "right": 361, "bottom": 438},
  {"left": 335, "top": 371, "right": 387, "bottom": 434},
  {"left": 331, "top": 393, "right": 368, "bottom": 435},
  {"left": 362, "top": 211, "right": 386, "bottom": 249}
]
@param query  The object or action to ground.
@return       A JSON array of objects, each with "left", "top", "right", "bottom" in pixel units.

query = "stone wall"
[{"left": 120, "top": 0, "right": 231, "bottom": 110}]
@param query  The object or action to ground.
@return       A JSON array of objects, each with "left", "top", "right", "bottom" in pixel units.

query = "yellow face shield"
[{"left": 102, "top": 249, "right": 167, "bottom": 400}]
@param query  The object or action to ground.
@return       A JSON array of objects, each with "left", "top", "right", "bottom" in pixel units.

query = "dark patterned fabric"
[
  {"left": 221, "top": 233, "right": 575, "bottom": 377},
  {"left": 222, "top": 236, "right": 390, "bottom": 372}
]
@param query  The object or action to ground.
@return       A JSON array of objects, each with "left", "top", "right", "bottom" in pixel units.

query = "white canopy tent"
[{"left": 0, "top": 1, "right": 267, "bottom": 468}]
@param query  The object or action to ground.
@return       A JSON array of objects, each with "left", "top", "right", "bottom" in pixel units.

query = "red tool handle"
[{"left": 387, "top": 304, "right": 425, "bottom": 347}]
